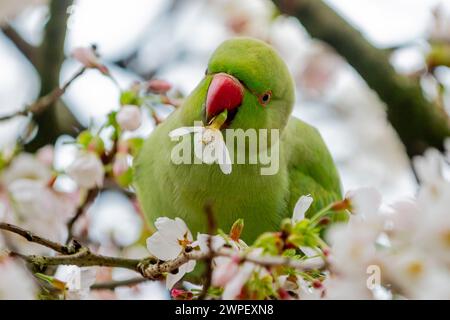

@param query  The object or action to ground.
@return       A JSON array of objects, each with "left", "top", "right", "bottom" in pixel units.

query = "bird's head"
[{"left": 202, "top": 38, "right": 295, "bottom": 131}]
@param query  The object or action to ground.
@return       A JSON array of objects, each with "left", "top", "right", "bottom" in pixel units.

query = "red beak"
[{"left": 206, "top": 73, "right": 244, "bottom": 121}]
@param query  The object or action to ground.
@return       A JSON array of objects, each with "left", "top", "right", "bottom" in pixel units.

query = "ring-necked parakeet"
[{"left": 134, "top": 38, "right": 342, "bottom": 242}]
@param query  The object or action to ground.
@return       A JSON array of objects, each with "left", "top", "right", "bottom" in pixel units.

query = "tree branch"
[
  {"left": 1, "top": 222, "right": 316, "bottom": 284},
  {"left": 66, "top": 187, "right": 99, "bottom": 244},
  {"left": 1, "top": 25, "right": 38, "bottom": 67},
  {"left": 274, "top": 0, "right": 450, "bottom": 157},
  {"left": 25, "top": 0, "right": 83, "bottom": 152},
  {"left": 91, "top": 277, "right": 148, "bottom": 290},
  {"left": 0, "top": 223, "right": 70, "bottom": 254},
  {"left": 0, "top": 68, "right": 85, "bottom": 123}
]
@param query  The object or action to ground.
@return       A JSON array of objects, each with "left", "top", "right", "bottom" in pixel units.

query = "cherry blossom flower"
[
  {"left": 54, "top": 265, "right": 96, "bottom": 300},
  {"left": 146, "top": 217, "right": 196, "bottom": 289},
  {"left": 116, "top": 105, "right": 142, "bottom": 132},
  {"left": 67, "top": 152, "right": 104, "bottom": 189},
  {"left": 169, "top": 120, "right": 232, "bottom": 175}
]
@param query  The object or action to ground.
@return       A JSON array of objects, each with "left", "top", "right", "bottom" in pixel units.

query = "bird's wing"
[{"left": 282, "top": 117, "right": 343, "bottom": 218}]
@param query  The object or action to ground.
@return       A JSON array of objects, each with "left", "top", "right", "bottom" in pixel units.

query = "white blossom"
[
  {"left": 54, "top": 265, "right": 96, "bottom": 300},
  {"left": 146, "top": 217, "right": 195, "bottom": 289},
  {"left": 67, "top": 152, "right": 104, "bottom": 189},
  {"left": 7, "top": 179, "right": 77, "bottom": 243},
  {"left": 169, "top": 124, "right": 232, "bottom": 174}
]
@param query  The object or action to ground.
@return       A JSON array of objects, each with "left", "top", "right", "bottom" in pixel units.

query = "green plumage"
[{"left": 134, "top": 38, "right": 342, "bottom": 242}]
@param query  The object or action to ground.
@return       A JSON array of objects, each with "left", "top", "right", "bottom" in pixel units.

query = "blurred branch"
[
  {"left": 1, "top": 25, "right": 38, "bottom": 67},
  {"left": 26, "top": 0, "right": 83, "bottom": 152},
  {"left": 91, "top": 277, "right": 148, "bottom": 290},
  {"left": 274, "top": 0, "right": 450, "bottom": 157},
  {"left": 0, "top": 67, "right": 85, "bottom": 122},
  {"left": 0, "top": 223, "right": 70, "bottom": 254},
  {"left": 66, "top": 187, "right": 99, "bottom": 244}
]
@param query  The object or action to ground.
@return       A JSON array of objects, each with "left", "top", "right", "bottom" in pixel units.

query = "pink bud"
[
  {"left": 171, "top": 288, "right": 193, "bottom": 300},
  {"left": 147, "top": 79, "right": 172, "bottom": 94},
  {"left": 116, "top": 105, "right": 142, "bottom": 131},
  {"left": 112, "top": 153, "right": 129, "bottom": 177},
  {"left": 72, "top": 47, "right": 109, "bottom": 74}
]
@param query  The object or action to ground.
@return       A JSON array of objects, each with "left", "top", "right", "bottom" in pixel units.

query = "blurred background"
[{"left": 0, "top": 0, "right": 449, "bottom": 299}]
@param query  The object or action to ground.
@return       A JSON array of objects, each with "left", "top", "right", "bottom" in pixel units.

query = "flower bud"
[
  {"left": 112, "top": 153, "right": 129, "bottom": 177},
  {"left": 229, "top": 219, "right": 244, "bottom": 241},
  {"left": 116, "top": 105, "right": 142, "bottom": 132},
  {"left": 67, "top": 152, "right": 104, "bottom": 189},
  {"left": 147, "top": 79, "right": 172, "bottom": 94}
]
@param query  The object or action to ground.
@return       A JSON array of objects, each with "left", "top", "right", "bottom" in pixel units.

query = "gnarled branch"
[{"left": 274, "top": 0, "right": 450, "bottom": 157}]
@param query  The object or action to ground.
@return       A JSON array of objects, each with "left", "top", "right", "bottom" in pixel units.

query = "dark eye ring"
[{"left": 259, "top": 91, "right": 272, "bottom": 105}]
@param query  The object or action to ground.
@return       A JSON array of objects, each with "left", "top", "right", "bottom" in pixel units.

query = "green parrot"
[{"left": 134, "top": 38, "right": 342, "bottom": 242}]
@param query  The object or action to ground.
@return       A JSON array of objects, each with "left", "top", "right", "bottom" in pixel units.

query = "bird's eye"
[
  {"left": 205, "top": 68, "right": 209, "bottom": 75},
  {"left": 259, "top": 91, "right": 272, "bottom": 105}
]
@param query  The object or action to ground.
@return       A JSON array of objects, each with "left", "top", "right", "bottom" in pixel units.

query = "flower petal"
[
  {"left": 347, "top": 187, "right": 381, "bottom": 217},
  {"left": 222, "top": 262, "right": 255, "bottom": 299},
  {"left": 292, "top": 195, "right": 313, "bottom": 223},
  {"left": 146, "top": 231, "right": 182, "bottom": 261},
  {"left": 155, "top": 217, "right": 188, "bottom": 243},
  {"left": 165, "top": 260, "right": 196, "bottom": 289}
]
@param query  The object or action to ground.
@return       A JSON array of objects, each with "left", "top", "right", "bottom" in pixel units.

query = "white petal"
[
  {"left": 222, "top": 262, "right": 255, "bottom": 300},
  {"left": 412, "top": 149, "right": 443, "bottom": 184},
  {"left": 174, "top": 217, "right": 193, "bottom": 241},
  {"left": 80, "top": 268, "right": 97, "bottom": 289},
  {"left": 300, "top": 246, "right": 325, "bottom": 268},
  {"left": 196, "top": 234, "right": 226, "bottom": 253},
  {"left": 155, "top": 217, "right": 188, "bottom": 243},
  {"left": 165, "top": 260, "right": 196, "bottom": 289},
  {"left": 169, "top": 127, "right": 202, "bottom": 139},
  {"left": 347, "top": 187, "right": 381, "bottom": 217},
  {"left": 146, "top": 232, "right": 182, "bottom": 261},
  {"left": 292, "top": 195, "right": 313, "bottom": 223}
]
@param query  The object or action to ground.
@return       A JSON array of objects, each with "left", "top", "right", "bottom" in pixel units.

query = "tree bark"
[{"left": 25, "top": 0, "right": 82, "bottom": 152}]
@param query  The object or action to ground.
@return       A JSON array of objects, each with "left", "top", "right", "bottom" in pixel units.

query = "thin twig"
[
  {"left": 91, "top": 277, "right": 148, "bottom": 290},
  {"left": 1, "top": 25, "right": 38, "bottom": 67},
  {"left": 0, "top": 68, "right": 86, "bottom": 123},
  {"left": 0, "top": 223, "right": 70, "bottom": 254},
  {"left": 66, "top": 187, "right": 99, "bottom": 244}
]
